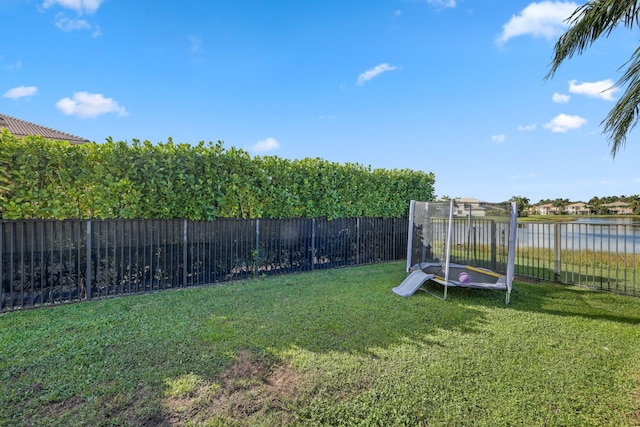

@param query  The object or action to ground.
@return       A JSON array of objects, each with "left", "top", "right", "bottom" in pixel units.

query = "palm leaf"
[{"left": 546, "top": 0, "right": 640, "bottom": 156}]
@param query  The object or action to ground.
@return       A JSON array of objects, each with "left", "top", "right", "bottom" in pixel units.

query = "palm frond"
[
  {"left": 546, "top": 0, "right": 640, "bottom": 78},
  {"left": 604, "top": 45, "right": 640, "bottom": 157}
]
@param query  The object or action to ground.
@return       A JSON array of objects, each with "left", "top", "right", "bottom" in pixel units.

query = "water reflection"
[
  {"left": 573, "top": 217, "right": 640, "bottom": 226},
  {"left": 518, "top": 218, "right": 640, "bottom": 252}
]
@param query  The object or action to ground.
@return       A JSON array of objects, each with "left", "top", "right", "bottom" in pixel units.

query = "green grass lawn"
[{"left": 1, "top": 262, "right": 639, "bottom": 426}]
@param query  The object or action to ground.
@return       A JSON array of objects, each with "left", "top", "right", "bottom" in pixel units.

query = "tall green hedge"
[{"left": 0, "top": 130, "right": 435, "bottom": 220}]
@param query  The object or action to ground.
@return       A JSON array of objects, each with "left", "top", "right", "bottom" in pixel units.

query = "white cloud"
[
  {"left": 54, "top": 15, "right": 91, "bottom": 31},
  {"left": 426, "top": 0, "right": 456, "bottom": 8},
  {"left": 42, "top": 0, "right": 105, "bottom": 14},
  {"left": 43, "top": 0, "right": 103, "bottom": 34},
  {"left": 251, "top": 137, "right": 280, "bottom": 153},
  {"left": 568, "top": 79, "right": 619, "bottom": 101},
  {"left": 544, "top": 113, "right": 586, "bottom": 132},
  {"left": 55, "top": 15, "right": 101, "bottom": 36},
  {"left": 491, "top": 134, "right": 506, "bottom": 143},
  {"left": 518, "top": 123, "right": 537, "bottom": 131},
  {"left": 56, "top": 91, "right": 127, "bottom": 118},
  {"left": 356, "top": 63, "right": 398, "bottom": 86},
  {"left": 3, "top": 86, "right": 38, "bottom": 99},
  {"left": 7, "top": 60, "right": 22, "bottom": 70},
  {"left": 552, "top": 92, "right": 570, "bottom": 103},
  {"left": 497, "top": 1, "right": 577, "bottom": 44}
]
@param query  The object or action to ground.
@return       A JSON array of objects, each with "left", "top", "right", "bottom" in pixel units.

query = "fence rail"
[
  {"left": 410, "top": 217, "right": 639, "bottom": 297},
  {"left": 1, "top": 217, "right": 408, "bottom": 312},
  {"left": 514, "top": 221, "right": 639, "bottom": 296}
]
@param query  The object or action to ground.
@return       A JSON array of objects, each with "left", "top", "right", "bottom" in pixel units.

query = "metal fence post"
[
  {"left": 490, "top": 221, "right": 497, "bottom": 271},
  {"left": 255, "top": 219, "right": 260, "bottom": 277},
  {"left": 86, "top": 220, "right": 92, "bottom": 300},
  {"left": 183, "top": 220, "right": 188, "bottom": 288},
  {"left": 356, "top": 217, "right": 360, "bottom": 265},
  {"left": 554, "top": 222, "right": 562, "bottom": 282},
  {"left": 311, "top": 218, "right": 316, "bottom": 271}
]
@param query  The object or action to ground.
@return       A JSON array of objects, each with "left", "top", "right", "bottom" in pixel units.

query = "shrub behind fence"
[{"left": 1, "top": 217, "right": 407, "bottom": 312}]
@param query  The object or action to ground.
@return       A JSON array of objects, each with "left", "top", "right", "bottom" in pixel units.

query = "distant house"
[
  {"left": 600, "top": 201, "right": 633, "bottom": 215},
  {"left": 0, "top": 114, "right": 89, "bottom": 144},
  {"left": 453, "top": 197, "right": 487, "bottom": 217},
  {"left": 564, "top": 202, "right": 592, "bottom": 215},
  {"left": 533, "top": 203, "right": 563, "bottom": 215}
]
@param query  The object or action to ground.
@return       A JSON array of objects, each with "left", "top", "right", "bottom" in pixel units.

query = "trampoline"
[{"left": 393, "top": 199, "right": 517, "bottom": 304}]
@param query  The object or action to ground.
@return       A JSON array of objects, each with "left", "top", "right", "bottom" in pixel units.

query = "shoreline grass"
[{"left": 1, "top": 262, "right": 640, "bottom": 426}]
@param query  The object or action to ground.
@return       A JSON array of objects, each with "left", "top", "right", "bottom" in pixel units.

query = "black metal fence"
[
  {"left": 514, "top": 221, "right": 640, "bottom": 296},
  {"left": 1, "top": 217, "right": 408, "bottom": 312}
]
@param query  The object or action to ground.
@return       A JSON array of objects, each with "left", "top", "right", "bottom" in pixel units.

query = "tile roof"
[{"left": 0, "top": 114, "right": 89, "bottom": 144}]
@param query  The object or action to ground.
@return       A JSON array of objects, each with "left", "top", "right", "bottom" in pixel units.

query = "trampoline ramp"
[{"left": 392, "top": 270, "right": 435, "bottom": 297}]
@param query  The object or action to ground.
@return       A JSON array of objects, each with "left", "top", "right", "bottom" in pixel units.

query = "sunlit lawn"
[{"left": 1, "top": 261, "right": 639, "bottom": 426}]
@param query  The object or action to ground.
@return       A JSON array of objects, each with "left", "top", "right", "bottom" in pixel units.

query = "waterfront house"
[
  {"left": 601, "top": 201, "right": 633, "bottom": 215},
  {"left": 454, "top": 198, "right": 487, "bottom": 217},
  {"left": 533, "top": 203, "right": 562, "bottom": 215},
  {"left": 564, "top": 202, "right": 592, "bottom": 215}
]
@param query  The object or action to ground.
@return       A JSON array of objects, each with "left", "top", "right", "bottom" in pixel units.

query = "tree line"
[{"left": 509, "top": 195, "right": 640, "bottom": 216}]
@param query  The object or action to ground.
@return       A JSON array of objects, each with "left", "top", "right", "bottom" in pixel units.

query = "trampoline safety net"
[{"left": 404, "top": 199, "right": 518, "bottom": 303}]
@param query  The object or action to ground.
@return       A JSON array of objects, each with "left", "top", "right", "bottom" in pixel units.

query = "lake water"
[{"left": 517, "top": 217, "right": 640, "bottom": 253}]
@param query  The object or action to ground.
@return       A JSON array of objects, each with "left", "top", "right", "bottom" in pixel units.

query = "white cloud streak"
[
  {"left": 518, "top": 123, "right": 537, "bottom": 131},
  {"left": 43, "top": 0, "right": 103, "bottom": 34},
  {"left": 3, "top": 86, "right": 38, "bottom": 99},
  {"left": 42, "top": 0, "right": 105, "bottom": 14},
  {"left": 56, "top": 91, "right": 127, "bottom": 118},
  {"left": 251, "top": 137, "right": 280, "bottom": 153},
  {"left": 7, "top": 60, "right": 22, "bottom": 70},
  {"left": 491, "top": 134, "right": 506, "bottom": 143},
  {"left": 497, "top": 1, "right": 577, "bottom": 44},
  {"left": 54, "top": 15, "right": 91, "bottom": 31},
  {"left": 356, "top": 63, "right": 398, "bottom": 86},
  {"left": 552, "top": 92, "right": 570, "bottom": 103},
  {"left": 568, "top": 79, "right": 619, "bottom": 101},
  {"left": 544, "top": 113, "right": 586, "bottom": 132},
  {"left": 426, "top": 0, "right": 456, "bottom": 8}
]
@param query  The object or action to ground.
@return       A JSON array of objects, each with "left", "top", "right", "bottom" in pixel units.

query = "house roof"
[{"left": 0, "top": 114, "right": 89, "bottom": 144}]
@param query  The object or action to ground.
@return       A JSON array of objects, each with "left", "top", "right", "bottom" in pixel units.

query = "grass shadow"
[
  {"left": 507, "top": 280, "right": 640, "bottom": 325},
  {"left": 195, "top": 263, "right": 492, "bottom": 356}
]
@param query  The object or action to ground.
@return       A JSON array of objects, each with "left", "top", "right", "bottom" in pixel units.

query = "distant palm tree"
[
  {"left": 509, "top": 195, "right": 530, "bottom": 217},
  {"left": 546, "top": 0, "right": 640, "bottom": 157}
]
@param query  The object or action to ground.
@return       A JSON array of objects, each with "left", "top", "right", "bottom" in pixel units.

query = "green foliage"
[
  {"left": 509, "top": 195, "right": 530, "bottom": 217},
  {"left": 0, "top": 132, "right": 435, "bottom": 220}
]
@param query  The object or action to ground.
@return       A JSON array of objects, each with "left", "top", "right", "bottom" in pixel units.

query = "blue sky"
[{"left": 3, "top": 0, "right": 640, "bottom": 204}]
